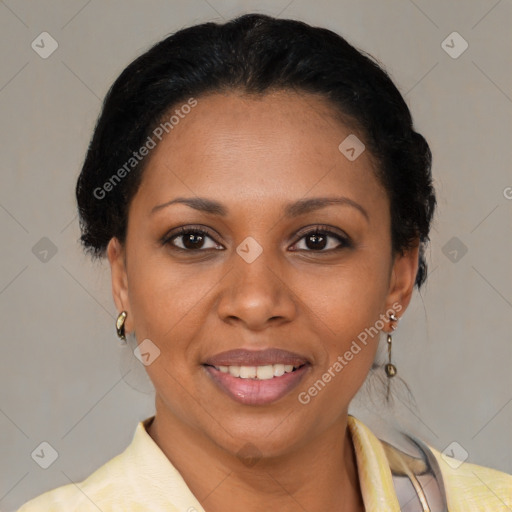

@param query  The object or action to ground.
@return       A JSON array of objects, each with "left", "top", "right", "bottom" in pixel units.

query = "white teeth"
[
  {"left": 229, "top": 366, "right": 240, "bottom": 377},
  {"left": 239, "top": 366, "right": 257, "bottom": 378},
  {"left": 273, "top": 363, "right": 285, "bottom": 377},
  {"left": 256, "top": 365, "right": 274, "bottom": 380},
  {"left": 214, "top": 363, "right": 301, "bottom": 379}
]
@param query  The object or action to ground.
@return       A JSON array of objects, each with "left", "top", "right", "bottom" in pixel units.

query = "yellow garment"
[{"left": 17, "top": 415, "right": 512, "bottom": 511}]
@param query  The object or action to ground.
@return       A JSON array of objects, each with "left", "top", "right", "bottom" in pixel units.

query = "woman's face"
[{"left": 108, "top": 90, "right": 418, "bottom": 458}]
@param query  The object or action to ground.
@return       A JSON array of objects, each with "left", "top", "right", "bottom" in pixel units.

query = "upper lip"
[{"left": 204, "top": 348, "right": 309, "bottom": 367}]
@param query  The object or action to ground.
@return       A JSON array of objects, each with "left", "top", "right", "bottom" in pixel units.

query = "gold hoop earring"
[
  {"left": 116, "top": 311, "right": 127, "bottom": 345},
  {"left": 385, "top": 313, "right": 399, "bottom": 401}
]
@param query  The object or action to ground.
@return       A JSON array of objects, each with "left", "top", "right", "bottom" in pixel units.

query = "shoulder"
[
  {"left": 16, "top": 416, "right": 198, "bottom": 512},
  {"left": 429, "top": 444, "right": 512, "bottom": 511},
  {"left": 16, "top": 417, "right": 171, "bottom": 512},
  {"left": 349, "top": 414, "right": 512, "bottom": 511},
  {"left": 16, "top": 450, "right": 147, "bottom": 512}
]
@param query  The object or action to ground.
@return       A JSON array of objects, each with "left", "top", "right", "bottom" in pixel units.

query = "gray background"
[{"left": 1, "top": 0, "right": 511, "bottom": 510}]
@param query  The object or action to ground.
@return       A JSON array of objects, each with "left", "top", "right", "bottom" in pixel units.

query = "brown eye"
[
  {"left": 163, "top": 227, "right": 223, "bottom": 251},
  {"left": 291, "top": 227, "right": 351, "bottom": 252}
]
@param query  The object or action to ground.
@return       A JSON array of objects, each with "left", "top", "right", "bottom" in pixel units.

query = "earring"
[
  {"left": 385, "top": 313, "right": 399, "bottom": 401},
  {"left": 116, "top": 311, "right": 127, "bottom": 345}
]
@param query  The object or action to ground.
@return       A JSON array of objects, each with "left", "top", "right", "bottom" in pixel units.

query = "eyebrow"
[{"left": 151, "top": 196, "right": 369, "bottom": 222}]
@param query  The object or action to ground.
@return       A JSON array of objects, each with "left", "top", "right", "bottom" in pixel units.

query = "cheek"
[
  {"left": 125, "top": 255, "right": 206, "bottom": 402},
  {"left": 125, "top": 251, "right": 224, "bottom": 391},
  {"left": 298, "top": 271, "right": 385, "bottom": 411},
  {"left": 299, "top": 255, "right": 391, "bottom": 331},
  {"left": 126, "top": 250, "right": 205, "bottom": 335},
  {"left": 296, "top": 253, "right": 390, "bottom": 383}
]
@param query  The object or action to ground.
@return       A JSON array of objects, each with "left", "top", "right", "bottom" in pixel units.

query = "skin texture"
[{"left": 107, "top": 90, "right": 419, "bottom": 512}]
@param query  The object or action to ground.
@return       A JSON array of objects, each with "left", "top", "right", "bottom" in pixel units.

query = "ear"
[
  {"left": 107, "top": 237, "right": 132, "bottom": 332},
  {"left": 384, "top": 240, "right": 420, "bottom": 326}
]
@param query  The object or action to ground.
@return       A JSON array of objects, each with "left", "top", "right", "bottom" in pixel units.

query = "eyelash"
[{"left": 161, "top": 225, "right": 352, "bottom": 253}]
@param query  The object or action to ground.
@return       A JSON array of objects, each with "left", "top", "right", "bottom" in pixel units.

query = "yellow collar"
[
  {"left": 132, "top": 414, "right": 402, "bottom": 510},
  {"left": 346, "top": 415, "right": 402, "bottom": 510},
  {"left": 19, "top": 414, "right": 512, "bottom": 510}
]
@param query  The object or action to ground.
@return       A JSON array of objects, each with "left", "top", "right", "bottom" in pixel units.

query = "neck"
[{"left": 146, "top": 397, "right": 365, "bottom": 512}]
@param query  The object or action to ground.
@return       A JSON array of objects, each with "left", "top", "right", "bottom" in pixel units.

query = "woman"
[{"left": 18, "top": 13, "right": 511, "bottom": 512}]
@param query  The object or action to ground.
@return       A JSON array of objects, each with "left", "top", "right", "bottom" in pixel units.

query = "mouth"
[
  {"left": 208, "top": 363, "right": 304, "bottom": 379},
  {"left": 203, "top": 348, "right": 310, "bottom": 405}
]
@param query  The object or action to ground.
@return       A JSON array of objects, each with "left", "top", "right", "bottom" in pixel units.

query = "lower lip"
[{"left": 203, "top": 364, "right": 310, "bottom": 405}]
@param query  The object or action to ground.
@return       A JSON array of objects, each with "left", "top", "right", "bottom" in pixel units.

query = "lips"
[
  {"left": 204, "top": 348, "right": 309, "bottom": 367},
  {"left": 203, "top": 348, "right": 310, "bottom": 405}
]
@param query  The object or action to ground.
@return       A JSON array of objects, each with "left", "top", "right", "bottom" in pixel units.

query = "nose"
[{"left": 216, "top": 244, "right": 297, "bottom": 331}]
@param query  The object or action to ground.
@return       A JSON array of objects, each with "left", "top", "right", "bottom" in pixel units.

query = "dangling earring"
[
  {"left": 116, "top": 311, "right": 128, "bottom": 345},
  {"left": 385, "top": 312, "right": 399, "bottom": 402}
]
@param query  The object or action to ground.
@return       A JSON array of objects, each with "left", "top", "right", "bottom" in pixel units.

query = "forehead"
[{"left": 134, "top": 91, "right": 387, "bottom": 214}]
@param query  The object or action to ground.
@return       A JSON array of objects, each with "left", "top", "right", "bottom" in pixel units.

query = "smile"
[
  {"left": 213, "top": 363, "right": 300, "bottom": 380},
  {"left": 203, "top": 350, "right": 310, "bottom": 405}
]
